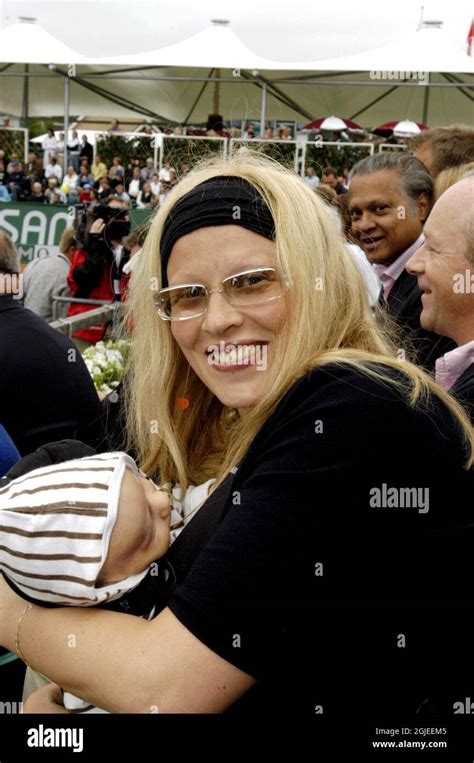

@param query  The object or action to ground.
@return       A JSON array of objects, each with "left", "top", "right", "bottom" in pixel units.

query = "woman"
[
  {"left": 42, "top": 128, "right": 57, "bottom": 169},
  {"left": 0, "top": 153, "right": 473, "bottom": 719},
  {"left": 108, "top": 156, "right": 125, "bottom": 186},
  {"left": 77, "top": 164, "right": 94, "bottom": 189},
  {"left": 61, "top": 165, "right": 79, "bottom": 203}
]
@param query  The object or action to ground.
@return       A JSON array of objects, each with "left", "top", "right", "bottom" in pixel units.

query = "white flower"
[{"left": 82, "top": 339, "right": 131, "bottom": 392}]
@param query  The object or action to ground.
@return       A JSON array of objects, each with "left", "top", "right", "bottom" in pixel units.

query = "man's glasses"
[{"left": 154, "top": 267, "right": 287, "bottom": 321}]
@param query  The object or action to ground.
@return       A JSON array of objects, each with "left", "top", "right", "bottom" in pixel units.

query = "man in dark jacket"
[
  {"left": 0, "top": 230, "right": 102, "bottom": 456},
  {"left": 79, "top": 134, "right": 93, "bottom": 167},
  {"left": 407, "top": 173, "right": 474, "bottom": 419},
  {"left": 349, "top": 152, "right": 454, "bottom": 370}
]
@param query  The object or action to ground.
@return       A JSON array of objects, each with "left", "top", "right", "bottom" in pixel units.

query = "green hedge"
[
  {"left": 305, "top": 143, "right": 373, "bottom": 175},
  {"left": 230, "top": 141, "right": 297, "bottom": 170},
  {"left": 0, "top": 130, "right": 26, "bottom": 160},
  {"left": 162, "top": 137, "right": 225, "bottom": 169},
  {"left": 95, "top": 134, "right": 155, "bottom": 170}
]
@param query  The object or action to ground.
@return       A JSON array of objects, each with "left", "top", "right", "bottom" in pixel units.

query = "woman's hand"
[
  {"left": 89, "top": 218, "right": 105, "bottom": 235},
  {"left": 23, "top": 684, "right": 72, "bottom": 714}
]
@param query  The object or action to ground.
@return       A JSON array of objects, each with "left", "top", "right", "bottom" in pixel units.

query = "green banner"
[{"left": 0, "top": 204, "right": 152, "bottom": 267}]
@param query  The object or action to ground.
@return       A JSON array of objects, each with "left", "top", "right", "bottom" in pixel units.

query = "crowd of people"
[
  {"left": 0, "top": 140, "right": 187, "bottom": 208},
  {"left": 0, "top": 120, "right": 474, "bottom": 726},
  {"left": 0, "top": 114, "right": 389, "bottom": 207}
]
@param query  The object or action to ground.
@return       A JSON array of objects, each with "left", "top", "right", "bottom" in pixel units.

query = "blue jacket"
[{"left": 0, "top": 424, "right": 20, "bottom": 476}]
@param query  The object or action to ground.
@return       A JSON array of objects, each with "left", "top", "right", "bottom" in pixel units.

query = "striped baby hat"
[{"left": 0, "top": 452, "right": 150, "bottom": 606}]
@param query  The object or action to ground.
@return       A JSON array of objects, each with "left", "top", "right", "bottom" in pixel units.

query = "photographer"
[{"left": 66, "top": 197, "right": 131, "bottom": 349}]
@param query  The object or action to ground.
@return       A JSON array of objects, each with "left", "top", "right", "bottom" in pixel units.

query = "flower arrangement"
[{"left": 82, "top": 340, "right": 131, "bottom": 395}]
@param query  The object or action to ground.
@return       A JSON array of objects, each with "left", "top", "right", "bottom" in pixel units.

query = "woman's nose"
[{"left": 200, "top": 291, "right": 244, "bottom": 334}]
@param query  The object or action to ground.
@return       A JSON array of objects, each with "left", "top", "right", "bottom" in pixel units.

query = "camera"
[{"left": 74, "top": 202, "right": 131, "bottom": 252}]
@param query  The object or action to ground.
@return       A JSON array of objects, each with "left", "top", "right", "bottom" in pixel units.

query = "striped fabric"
[{"left": 0, "top": 453, "right": 150, "bottom": 606}]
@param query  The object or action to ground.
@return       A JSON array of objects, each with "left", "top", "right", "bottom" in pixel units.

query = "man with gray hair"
[
  {"left": 406, "top": 174, "right": 474, "bottom": 418},
  {"left": 22, "top": 228, "right": 75, "bottom": 322},
  {"left": 0, "top": 230, "right": 101, "bottom": 456},
  {"left": 140, "top": 157, "right": 156, "bottom": 182},
  {"left": 348, "top": 152, "right": 454, "bottom": 369}
]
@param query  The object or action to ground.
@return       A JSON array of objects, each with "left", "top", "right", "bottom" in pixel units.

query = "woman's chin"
[{"left": 212, "top": 380, "right": 264, "bottom": 411}]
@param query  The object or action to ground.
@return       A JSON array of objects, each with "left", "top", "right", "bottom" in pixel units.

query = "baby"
[{"left": 0, "top": 451, "right": 214, "bottom": 712}]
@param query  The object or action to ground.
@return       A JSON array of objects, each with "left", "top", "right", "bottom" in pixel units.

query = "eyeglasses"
[{"left": 154, "top": 267, "right": 287, "bottom": 321}]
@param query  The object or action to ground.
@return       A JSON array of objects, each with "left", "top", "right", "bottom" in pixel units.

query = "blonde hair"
[
  {"left": 59, "top": 227, "right": 77, "bottom": 255},
  {"left": 434, "top": 162, "right": 474, "bottom": 201},
  {"left": 125, "top": 151, "right": 473, "bottom": 494}
]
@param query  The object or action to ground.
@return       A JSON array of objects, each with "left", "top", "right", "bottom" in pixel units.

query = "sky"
[{"left": 1, "top": 0, "right": 472, "bottom": 61}]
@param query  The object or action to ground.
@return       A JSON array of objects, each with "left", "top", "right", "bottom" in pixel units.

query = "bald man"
[{"left": 406, "top": 175, "right": 474, "bottom": 417}]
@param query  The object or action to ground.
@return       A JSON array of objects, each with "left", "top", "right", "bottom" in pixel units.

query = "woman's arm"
[{"left": 0, "top": 574, "right": 254, "bottom": 713}]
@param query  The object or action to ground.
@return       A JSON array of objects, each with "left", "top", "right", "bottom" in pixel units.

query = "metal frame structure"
[{"left": 0, "top": 66, "right": 472, "bottom": 140}]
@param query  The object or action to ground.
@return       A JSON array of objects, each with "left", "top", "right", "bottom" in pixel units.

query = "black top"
[
  {"left": 79, "top": 141, "right": 93, "bottom": 163},
  {"left": 451, "top": 362, "right": 474, "bottom": 423},
  {"left": 167, "top": 363, "right": 474, "bottom": 720},
  {"left": 0, "top": 295, "right": 102, "bottom": 455}
]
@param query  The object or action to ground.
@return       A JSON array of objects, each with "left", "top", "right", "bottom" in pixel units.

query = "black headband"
[{"left": 159, "top": 176, "right": 275, "bottom": 287}]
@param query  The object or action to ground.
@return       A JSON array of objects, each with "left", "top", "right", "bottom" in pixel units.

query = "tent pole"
[
  {"left": 422, "top": 74, "right": 430, "bottom": 124},
  {"left": 184, "top": 69, "right": 214, "bottom": 124},
  {"left": 63, "top": 74, "right": 70, "bottom": 175},
  {"left": 260, "top": 82, "right": 267, "bottom": 136},
  {"left": 349, "top": 82, "right": 406, "bottom": 121},
  {"left": 254, "top": 74, "right": 313, "bottom": 120},
  {"left": 440, "top": 72, "right": 474, "bottom": 102},
  {"left": 213, "top": 69, "right": 221, "bottom": 115},
  {"left": 21, "top": 64, "right": 29, "bottom": 128},
  {"left": 64, "top": 73, "right": 168, "bottom": 120},
  {"left": 242, "top": 71, "right": 313, "bottom": 121}
]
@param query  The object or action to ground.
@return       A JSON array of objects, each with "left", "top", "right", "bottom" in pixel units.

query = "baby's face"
[{"left": 98, "top": 468, "right": 171, "bottom": 586}]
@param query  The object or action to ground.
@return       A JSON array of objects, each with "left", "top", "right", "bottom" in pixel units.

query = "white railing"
[{"left": 378, "top": 143, "right": 407, "bottom": 152}]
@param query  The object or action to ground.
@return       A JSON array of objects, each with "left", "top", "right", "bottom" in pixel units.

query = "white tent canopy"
[
  {"left": 280, "top": 22, "right": 474, "bottom": 74},
  {"left": 0, "top": 19, "right": 472, "bottom": 128},
  {"left": 90, "top": 19, "right": 474, "bottom": 74},
  {"left": 92, "top": 20, "right": 286, "bottom": 70},
  {"left": 0, "top": 21, "right": 88, "bottom": 64}
]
